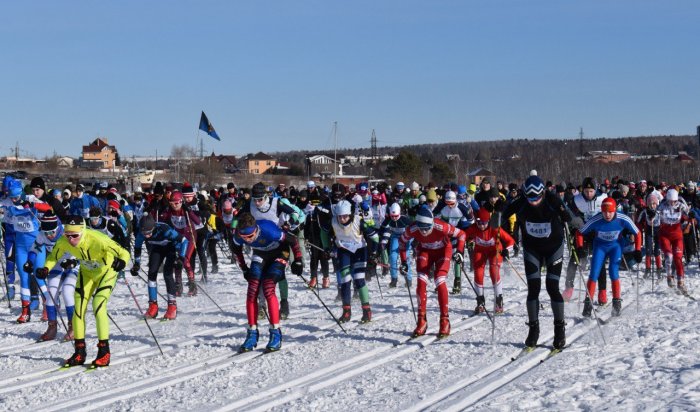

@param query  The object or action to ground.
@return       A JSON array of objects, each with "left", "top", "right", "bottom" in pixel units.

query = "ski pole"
[
  {"left": 370, "top": 254, "right": 384, "bottom": 301},
  {"left": 572, "top": 248, "right": 607, "bottom": 345},
  {"left": 107, "top": 312, "right": 124, "bottom": 335},
  {"left": 0, "top": 242, "right": 13, "bottom": 309},
  {"left": 620, "top": 254, "right": 639, "bottom": 314},
  {"left": 460, "top": 261, "right": 495, "bottom": 328},
  {"left": 297, "top": 273, "right": 347, "bottom": 334},
  {"left": 195, "top": 282, "right": 226, "bottom": 314},
  {"left": 397, "top": 264, "right": 417, "bottom": 323},
  {"left": 122, "top": 276, "right": 164, "bottom": 356},
  {"left": 32, "top": 271, "right": 69, "bottom": 336}
]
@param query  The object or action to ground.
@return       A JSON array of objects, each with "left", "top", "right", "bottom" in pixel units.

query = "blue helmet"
[{"left": 522, "top": 176, "right": 545, "bottom": 200}]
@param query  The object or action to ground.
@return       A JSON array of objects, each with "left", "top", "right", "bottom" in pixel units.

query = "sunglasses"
[
  {"left": 65, "top": 233, "right": 81, "bottom": 239},
  {"left": 43, "top": 229, "right": 59, "bottom": 237},
  {"left": 253, "top": 197, "right": 265, "bottom": 203},
  {"left": 526, "top": 196, "right": 543, "bottom": 203}
]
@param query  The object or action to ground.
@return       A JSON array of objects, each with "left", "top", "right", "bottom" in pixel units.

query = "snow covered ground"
[{"left": 0, "top": 246, "right": 699, "bottom": 411}]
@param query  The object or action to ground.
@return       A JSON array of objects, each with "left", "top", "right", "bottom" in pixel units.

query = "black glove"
[
  {"left": 322, "top": 249, "right": 332, "bottom": 261},
  {"left": 400, "top": 261, "right": 408, "bottom": 275},
  {"left": 243, "top": 268, "right": 253, "bottom": 281},
  {"left": 291, "top": 260, "right": 303, "bottom": 276},
  {"left": 647, "top": 208, "right": 656, "bottom": 218},
  {"left": 60, "top": 258, "right": 78, "bottom": 270},
  {"left": 500, "top": 248, "right": 509, "bottom": 259},
  {"left": 634, "top": 250, "right": 643, "bottom": 263},
  {"left": 130, "top": 262, "right": 141, "bottom": 276},
  {"left": 111, "top": 258, "right": 126, "bottom": 272},
  {"left": 23, "top": 261, "right": 34, "bottom": 275},
  {"left": 453, "top": 252, "right": 464, "bottom": 265},
  {"left": 35, "top": 267, "right": 49, "bottom": 280}
]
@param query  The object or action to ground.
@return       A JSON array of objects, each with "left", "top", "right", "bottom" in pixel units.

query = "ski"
[
  {"left": 510, "top": 346, "right": 536, "bottom": 362},
  {"left": 678, "top": 289, "right": 696, "bottom": 301},
  {"left": 540, "top": 347, "right": 564, "bottom": 363}
]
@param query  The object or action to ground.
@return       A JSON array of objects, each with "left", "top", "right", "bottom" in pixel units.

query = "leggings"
[
  {"left": 524, "top": 243, "right": 565, "bottom": 323},
  {"left": 73, "top": 268, "right": 118, "bottom": 340}
]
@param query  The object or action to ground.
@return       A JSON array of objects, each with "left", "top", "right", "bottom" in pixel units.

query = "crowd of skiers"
[{"left": 1, "top": 171, "right": 697, "bottom": 366}]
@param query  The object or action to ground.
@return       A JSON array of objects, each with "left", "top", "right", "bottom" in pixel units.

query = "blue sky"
[{"left": 1, "top": 1, "right": 698, "bottom": 159}]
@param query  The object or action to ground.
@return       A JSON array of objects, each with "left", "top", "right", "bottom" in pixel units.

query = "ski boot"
[
  {"left": 63, "top": 321, "right": 74, "bottom": 342},
  {"left": 611, "top": 298, "right": 622, "bottom": 317},
  {"left": 360, "top": 304, "right": 372, "bottom": 324},
  {"left": 597, "top": 289, "right": 607, "bottom": 305},
  {"left": 64, "top": 339, "right": 87, "bottom": 367},
  {"left": 562, "top": 287, "right": 574, "bottom": 302},
  {"left": 412, "top": 312, "right": 428, "bottom": 338},
  {"left": 265, "top": 328, "right": 282, "bottom": 353},
  {"left": 525, "top": 320, "right": 539, "bottom": 348},
  {"left": 39, "top": 320, "right": 58, "bottom": 341},
  {"left": 321, "top": 276, "right": 330, "bottom": 289},
  {"left": 92, "top": 340, "right": 110, "bottom": 368},
  {"left": 338, "top": 305, "right": 351, "bottom": 323},
  {"left": 163, "top": 301, "right": 177, "bottom": 320},
  {"left": 451, "top": 277, "right": 461, "bottom": 294},
  {"left": 145, "top": 300, "right": 158, "bottom": 319},
  {"left": 187, "top": 280, "right": 198, "bottom": 296},
  {"left": 239, "top": 327, "right": 259, "bottom": 353},
  {"left": 643, "top": 268, "right": 651, "bottom": 280},
  {"left": 389, "top": 278, "right": 398, "bottom": 288},
  {"left": 678, "top": 279, "right": 688, "bottom": 294},
  {"left": 437, "top": 315, "right": 450, "bottom": 339},
  {"left": 211, "top": 264, "right": 219, "bottom": 274},
  {"left": 308, "top": 276, "right": 318, "bottom": 288},
  {"left": 175, "top": 282, "right": 183, "bottom": 297},
  {"left": 582, "top": 298, "right": 593, "bottom": 318},
  {"left": 17, "top": 300, "right": 31, "bottom": 323},
  {"left": 495, "top": 294, "right": 504, "bottom": 314},
  {"left": 474, "top": 295, "right": 486, "bottom": 314},
  {"left": 280, "top": 299, "right": 290, "bottom": 320},
  {"left": 553, "top": 320, "right": 566, "bottom": 349},
  {"left": 667, "top": 276, "right": 675, "bottom": 288}
]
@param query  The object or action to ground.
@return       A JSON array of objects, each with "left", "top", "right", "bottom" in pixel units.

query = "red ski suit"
[
  {"left": 462, "top": 225, "right": 515, "bottom": 296},
  {"left": 399, "top": 218, "right": 465, "bottom": 317}
]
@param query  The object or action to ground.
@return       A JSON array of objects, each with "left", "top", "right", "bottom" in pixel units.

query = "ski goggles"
[
  {"left": 526, "top": 194, "right": 543, "bottom": 203},
  {"left": 42, "top": 228, "right": 59, "bottom": 237},
  {"left": 65, "top": 232, "right": 82, "bottom": 240},
  {"left": 252, "top": 197, "right": 266, "bottom": 204}
]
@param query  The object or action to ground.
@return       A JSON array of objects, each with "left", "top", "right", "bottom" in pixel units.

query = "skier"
[
  {"left": 38, "top": 215, "right": 130, "bottom": 368},
  {"left": 502, "top": 175, "right": 571, "bottom": 350},
  {"left": 577, "top": 197, "right": 642, "bottom": 317},
  {"left": 1, "top": 176, "right": 18, "bottom": 301},
  {"left": 379, "top": 203, "right": 413, "bottom": 288},
  {"left": 160, "top": 191, "right": 200, "bottom": 296},
  {"left": 656, "top": 188, "right": 691, "bottom": 292},
  {"left": 24, "top": 210, "right": 78, "bottom": 341},
  {"left": 563, "top": 177, "right": 608, "bottom": 303},
  {"left": 636, "top": 194, "right": 662, "bottom": 276},
  {"left": 432, "top": 190, "right": 474, "bottom": 294},
  {"left": 399, "top": 205, "right": 466, "bottom": 338},
  {"left": 462, "top": 207, "right": 515, "bottom": 314},
  {"left": 232, "top": 213, "right": 303, "bottom": 353},
  {"left": 132, "top": 215, "right": 189, "bottom": 320},
  {"left": 321, "top": 199, "right": 379, "bottom": 323}
]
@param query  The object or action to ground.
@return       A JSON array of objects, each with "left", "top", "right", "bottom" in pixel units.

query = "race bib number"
[
  {"left": 80, "top": 260, "right": 103, "bottom": 270},
  {"left": 597, "top": 230, "right": 620, "bottom": 242},
  {"left": 337, "top": 239, "right": 363, "bottom": 253},
  {"left": 14, "top": 216, "right": 34, "bottom": 233},
  {"left": 170, "top": 215, "right": 187, "bottom": 230},
  {"left": 475, "top": 237, "right": 495, "bottom": 247},
  {"left": 525, "top": 222, "right": 552, "bottom": 238}
]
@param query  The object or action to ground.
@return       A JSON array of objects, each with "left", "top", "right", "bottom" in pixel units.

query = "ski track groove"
[
  {"left": 418, "top": 297, "right": 636, "bottom": 411},
  {"left": 43, "top": 311, "right": 396, "bottom": 411}
]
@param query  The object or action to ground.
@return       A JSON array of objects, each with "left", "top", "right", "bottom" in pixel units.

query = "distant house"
[
  {"left": 584, "top": 150, "right": 631, "bottom": 163},
  {"left": 80, "top": 137, "right": 118, "bottom": 169},
  {"left": 56, "top": 156, "right": 75, "bottom": 168},
  {"left": 242, "top": 152, "right": 276, "bottom": 174},
  {"left": 446, "top": 154, "right": 461, "bottom": 161},
  {"left": 209, "top": 152, "right": 239, "bottom": 173},
  {"left": 677, "top": 151, "right": 694, "bottom": 163},
  {"left": 467, "top": 167, "right": 496, "bottom": 186},
  {"left": 306, "top": 153, "right": 340, "bottom": 178}
]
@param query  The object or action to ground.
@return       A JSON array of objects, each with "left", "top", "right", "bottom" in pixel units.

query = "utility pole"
[
  {"left": 370, "top": 129, "right": 377, "bottom": 164},
  {"left": 333, "top": 121, "right": 338, "bottom": 183},
  {"left": 579, "top": 127, "right": 584, "bottom": 158}
]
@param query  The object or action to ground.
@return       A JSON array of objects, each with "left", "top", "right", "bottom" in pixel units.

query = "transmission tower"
[
  {"left": 579, "top": 127, "right": 584, "bottom": 158},
  {"left": 370, "top": 129, "right": 377, "bottom": 163}
]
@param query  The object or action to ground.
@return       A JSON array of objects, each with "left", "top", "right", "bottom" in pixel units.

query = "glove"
[
  {"left": 634, "top": 249, "right": 643, "bottom": 263},
  {"left": 23, "top": 261, "right": 34, "bottom": 275},
  {"left": 291, "top": 260, "right": 303, "bottom": 276},
  {"left": 281, "top": 222, "right": 291, "bottom": 231},
  {"left": 453, "top": 252, "right": 464, "bottom": 265},
  {"left": 500, "top": 248, "right": 510, "bottom": 259},
  {"left": 400, "top": 261, "right": 408, "bottom": 275},
  {"left": 368, "top": 251, "right": 379, "bottom": 264},
  {"left": 130, "top": 262, "right": 141, "bottom": 276},
  {"left": 35, "top": 267, "right": 49, "bottom": 280},
  {"left": 322, "top": 249, "right": 332, "bottom": 261},
  {"left": 111, "top": 258, "right": 126, "bottom": 272},
  {"left": 60, "top": 259, "right": 78, "bottom": 270},
  {"left": 647, "top": 208, "right": 656, "bottom": 218},
  {"left": 243, "top": 268, "right": 253, "bottom": 281}
]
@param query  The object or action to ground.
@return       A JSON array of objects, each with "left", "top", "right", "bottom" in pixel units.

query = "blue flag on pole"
[{"left": 199, "top": 111, "right": 220, "bottom": 141}]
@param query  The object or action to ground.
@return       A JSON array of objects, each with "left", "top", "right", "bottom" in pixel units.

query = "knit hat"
[
  {"left": 182, "top": 182, "right": 194, "bottom": 194},
  {"left": 476, "top": 207, "right": 491, "bottom": 224},
  {"left": 30, "top": 177, "right": 46, "bottom": 191},
  {"left": 64, "top": 215, "right": 85, "bottom": 233},
  {"left": 108, "top": 200, "right": 121, "bottom": 211},
  {"left": 522, "top": 176, "right": 545, "bottom": 200},
  {"left": 426, "top": 189, "right": 437, "bottom": 202},
  {"left": 40, "top": 210, "right": 59, "bottom": 231},
  {"left": 415, "top": 205, "right": 434, "bottom": 230},
  {"left": 227, "top": 182, "right": 235, "bottom": 189}
]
